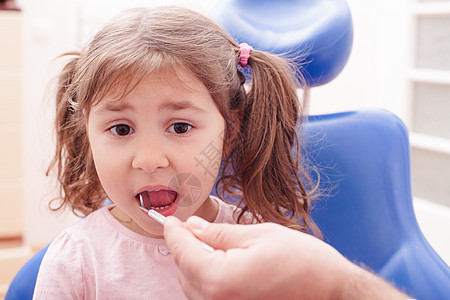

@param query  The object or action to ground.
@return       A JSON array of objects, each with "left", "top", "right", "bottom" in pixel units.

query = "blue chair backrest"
[
  {"left": 5, "top": 243, "right": 50, "bottom": 300},
  {"left": 305, "top": 110, "right": 450, "bottom": 299}
]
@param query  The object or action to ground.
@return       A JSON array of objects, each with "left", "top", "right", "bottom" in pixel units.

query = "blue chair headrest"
[{"left": 212, "top": 0, "right": 353, "bottom": 87}]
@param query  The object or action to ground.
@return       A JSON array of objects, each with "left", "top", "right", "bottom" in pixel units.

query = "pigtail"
[
  {"left": 47, "top": 52, "right": 105, "bottom": 216},
  {"left": 221, "top": 49, "right": 320, "bottom": 236}
]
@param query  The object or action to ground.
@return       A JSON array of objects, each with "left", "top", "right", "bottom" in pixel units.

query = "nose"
[{"left": 132, "top": 134, "right": 169, "bottom": 173}]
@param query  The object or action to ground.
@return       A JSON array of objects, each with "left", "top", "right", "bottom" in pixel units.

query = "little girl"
[{"left": 34, "top": 6, "right": 319, "bottom": 299}]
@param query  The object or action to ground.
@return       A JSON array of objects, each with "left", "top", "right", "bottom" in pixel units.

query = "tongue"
[{"left": 141, "top": 190, "right": 177, "bottom": 209}]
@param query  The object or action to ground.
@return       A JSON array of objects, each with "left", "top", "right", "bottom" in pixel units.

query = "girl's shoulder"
[
  {"left": 60, "top": 206, "right": 111, "bottom": 238},
  {"left": 212, "top": 195, "right": 256, "bottom": 225},
  {"left": 46, "top": 206, "right": 119, "bottom": 252}
]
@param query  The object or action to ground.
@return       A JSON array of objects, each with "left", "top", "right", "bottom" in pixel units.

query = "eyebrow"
[
  {"left": 93, "top": 101, "right": 134, "bottom": 114},
  {"left": 93, "top": 100, "right": 208, "bottom": 114},
  {"left": 159, "top": 101, "right": 208, "bottom": 113}
]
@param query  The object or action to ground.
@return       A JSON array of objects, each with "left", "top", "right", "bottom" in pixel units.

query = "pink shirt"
[{"left": 33, "top": 197, "right": 253, "bottom": 299}]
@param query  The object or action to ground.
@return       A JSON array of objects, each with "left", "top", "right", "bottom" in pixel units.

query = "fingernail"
[{"left": 186, "top": 216, "right": 210, "bottom": 231}]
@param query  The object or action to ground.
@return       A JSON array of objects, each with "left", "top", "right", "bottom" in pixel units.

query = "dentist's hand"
[{"left": 164, "top": 216, "right": 408, "bottom": 300}]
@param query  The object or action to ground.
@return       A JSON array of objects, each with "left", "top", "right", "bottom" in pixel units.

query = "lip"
[{"left": 136, "top": 185, "right": 179, "bottom": 217}]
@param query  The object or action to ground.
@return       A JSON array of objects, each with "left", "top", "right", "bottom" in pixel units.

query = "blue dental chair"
[
  {"left": 214, "top": 0, "right": 450, "bottom": 298},
  {"left": 6, "top": 1, "right": 449, "bottom": 299}
]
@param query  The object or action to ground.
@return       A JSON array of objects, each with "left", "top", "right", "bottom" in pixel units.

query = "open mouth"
[{"left": 138, "top": 190, "right": 178, "bottom": 215}]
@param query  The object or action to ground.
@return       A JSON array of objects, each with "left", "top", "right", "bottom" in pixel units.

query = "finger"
[
  {"left": 164, "top": 216, "right": 216, "bottom": 291},
  {"left": 185, "top": 216, "right": 273, "bottom": 250},
  {"left": 176, "top": 269, "right": 203, "bottom": 300}
]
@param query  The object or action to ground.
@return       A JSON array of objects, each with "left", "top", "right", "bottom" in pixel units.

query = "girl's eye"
[
  {"left": 169, "top": 122, "right": 192, "bottom": 134},
  {"left": 110, "top": 124, "right": 134, "bottom": 136}
]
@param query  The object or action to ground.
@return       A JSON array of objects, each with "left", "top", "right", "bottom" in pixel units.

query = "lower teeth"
[{"left": 151, "top": 205, "right": 170, "bottom": 210}]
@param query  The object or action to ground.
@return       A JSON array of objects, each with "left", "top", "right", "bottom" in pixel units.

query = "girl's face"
[{"left": 87, "top": 67, "right": 225, "bottom": 238}]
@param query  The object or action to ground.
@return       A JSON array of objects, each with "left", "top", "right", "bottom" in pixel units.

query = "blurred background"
[{"left": 1, "top": 0, "right": 449, "bottom": 296}]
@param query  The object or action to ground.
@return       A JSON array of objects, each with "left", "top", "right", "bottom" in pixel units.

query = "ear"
[{"left": 222, "top": 109, "right": 242, "bottom": 157}]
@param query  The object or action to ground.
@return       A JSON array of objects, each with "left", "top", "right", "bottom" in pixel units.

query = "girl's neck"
[
  {"left": 194, "top": 195, "right": 219, "bottom": 223},
  {"left": 109, "top": 206, "right": 161, "bottom": 238}
]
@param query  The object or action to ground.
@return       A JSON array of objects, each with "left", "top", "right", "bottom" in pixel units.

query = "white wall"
[
  {"left": 310, "top": 0, "right": 411, "bottom": 125},
  {"left": 22, "top": 0, "right": 80, "bottom": 246},
  {"left": 21, "top": 0, "right": 411, "bottom": 246}
]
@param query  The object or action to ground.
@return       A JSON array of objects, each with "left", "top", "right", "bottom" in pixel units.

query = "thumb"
[{"left": 185, "top": 216, "right": 265, "bottom": 250}]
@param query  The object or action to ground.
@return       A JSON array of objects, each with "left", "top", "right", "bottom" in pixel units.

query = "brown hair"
[{"left": 47, "top": 6, "right": 320, "bottom": 236}]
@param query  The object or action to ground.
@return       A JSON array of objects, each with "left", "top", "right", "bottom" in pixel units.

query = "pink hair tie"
[{"left": 238, "top": 43, "right": 253, "bottom": 68}]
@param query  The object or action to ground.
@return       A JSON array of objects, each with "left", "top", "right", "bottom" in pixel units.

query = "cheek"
[
  {"left": 175, "top": 132, "right": 224, "bottom": 204},
  {"left": 91, "top": 152, "right": 130, "bottom": 207},
  {"left": 88, "top": 136, "right": 122, "bottom": 193},
  {"left": 194, "top": 137, "right": 223, "bottom": 182},
  {"left": 90, "top": 151, "right": 114, "bottom": 191}
]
